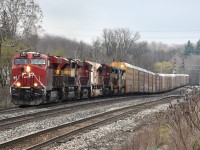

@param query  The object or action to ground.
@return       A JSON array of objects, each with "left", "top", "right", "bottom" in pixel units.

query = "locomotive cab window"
[
  {"left": 31, "top": 58, "right": 46, "bottom": 65},
  {"left": 110, "top": 67, "right": 114, "bottom": 73},
  {"left": 72, "top": 63, "right": 76, "bottom": 69},
  {"left": 97, "top": 68, "right": 103, "bottom": 75},
  {"left": 115, "top": 69, "right": 119, "bottom": 74},
  {"left": 14, "top": 58, "right": 28, "bottom": 64}
]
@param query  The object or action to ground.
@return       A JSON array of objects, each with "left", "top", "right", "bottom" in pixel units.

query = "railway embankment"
[{"left": 120, "top": 86, "right": 200, "bottom": 150}]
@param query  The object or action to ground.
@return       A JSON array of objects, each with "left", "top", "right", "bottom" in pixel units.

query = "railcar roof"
[
  {"left": 14, "top": 52, "right": 48, "bottom": 58},
  {"left": 158, "top": 73, "right": 189, "bottom": 77},
  {"left": 121, "top": 62, "right": 155, "bottom": 75},
  {"left": 86, "top": 61, "right": 102, "bottom": 67}
]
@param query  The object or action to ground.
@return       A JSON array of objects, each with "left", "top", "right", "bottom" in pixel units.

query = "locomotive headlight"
[
  {"left": 16, "top": 82, "right": 21, "bottom": 87},
  {"left": 26, "top": 66, "right": 30, "bottom": 72},
  {"left": 34, "top": 83, "right": 38, "bottom": 87}
]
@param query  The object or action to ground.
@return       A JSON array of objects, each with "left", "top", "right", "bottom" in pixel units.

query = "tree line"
[{"left": 184, "top": 40, "right": 200, "bottom": 56}]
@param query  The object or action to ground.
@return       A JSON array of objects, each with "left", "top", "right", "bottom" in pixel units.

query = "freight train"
[{"left": 10, "top": 52, "right": 189, "bottom": 106}]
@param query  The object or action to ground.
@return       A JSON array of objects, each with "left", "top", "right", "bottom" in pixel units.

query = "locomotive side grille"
[
  {"left": 98, "top": 76, "right": 104, "bottom": 85},
  {"left": 104, "top": 78, "right": 110, "bottom": 86},
  {"left": 80, "top": 77, "right": 88, "bottom": 85},
  {"left": 112, "top": 78, "right": 118, "bottom": 85},
  {"left": 64, "top": 76, "right": 75, "bottom": 85},
  {"left": 53, "top": 76, "right": 63, "bottom": 87}
]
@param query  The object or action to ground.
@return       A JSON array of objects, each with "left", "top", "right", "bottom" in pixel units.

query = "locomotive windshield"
[
  {"left": 14, "top": 58, "right": 28, "bottom": 64},
  {"left": 31, "top": 58, "right": 46, "bottom": 65}
]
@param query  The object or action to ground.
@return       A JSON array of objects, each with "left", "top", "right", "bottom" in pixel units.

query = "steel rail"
[{"left": 0, "top": 92, "right": 175, "bottom": 130}]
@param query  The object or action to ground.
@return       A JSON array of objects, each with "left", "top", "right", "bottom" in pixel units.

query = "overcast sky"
[{"left": 38, "top": 0, "right": 200, "bottom": 45}]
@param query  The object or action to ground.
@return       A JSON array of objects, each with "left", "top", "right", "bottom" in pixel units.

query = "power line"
[
  {"left": 134, "top": 30, "right": 200, "bottom": 33},
  {"left": 42, "top": 28, "right": 200, "bottom": 40},
  {"left": 142, "top": 37, "right": 200, "bottom": 39},
  {"left": 44, "top": 25, "right": 200, "bottom": 33},
  {"left": 58, "top": 34, "right": 200, "bottom": 40}
]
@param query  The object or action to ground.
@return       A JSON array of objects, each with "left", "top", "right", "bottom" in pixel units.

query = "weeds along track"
[{"left": 0, "top": 95, "right": 181, "bottom": 150}]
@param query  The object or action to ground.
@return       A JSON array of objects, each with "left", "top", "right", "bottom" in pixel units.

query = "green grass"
[{"left": 160, "top": 124, "right": 171, "bottom": 140}]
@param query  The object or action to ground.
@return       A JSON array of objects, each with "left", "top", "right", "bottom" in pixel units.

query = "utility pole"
[
  {"left": 173, "top": 57, "right": 176, "bottom": 74},
  {"left": 160, "top": 63, "right": 163, "bottom": 73},
  {"left": 182, "top": 58, "right": 185, "bottom": 74}
]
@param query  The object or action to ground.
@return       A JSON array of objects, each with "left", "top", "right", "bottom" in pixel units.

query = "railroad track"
[
  {"left": 0, "top": 101, "right": 72, "bottom": 116},
  {"left": 0, "top": 86, "right": 183, "bottom": 116},
  {"left": 0, "top": 107, "right": 21, "bottom": 114},
  {"left": 0, "top": 95, "right": 181, "bottom": 150},
  {"left": 0, "top": 89, "right": 183, "bottom": 130},
  {"left": 0, "top": 94, "right": 166, "bottom": 130}
]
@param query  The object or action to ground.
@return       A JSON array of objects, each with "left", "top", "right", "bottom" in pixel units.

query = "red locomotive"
[
  {"left": 11, "top": 52, "right": 49, "bottom": 105},
  {"left": 10, "top": 52, "right": 189, "bottom": 106},
  {"left": 10, "top": 52, "right": 83, "bottom": 105}
]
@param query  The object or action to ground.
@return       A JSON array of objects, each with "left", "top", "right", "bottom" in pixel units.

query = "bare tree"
[
  {"left": 0, "top": 0, "right": 42, "bottom": 72},
  {"left": 131, "top": 41, "right": 149, "bottom": 66},
  {"left": 0, "top": 0, "right": 42, "bottom": 40},
  {"left": 102, "top": 28, "right": 140, "bottom": 61},
  {"left": 93, "top": 38, "right": 101, "bottom": 62}
]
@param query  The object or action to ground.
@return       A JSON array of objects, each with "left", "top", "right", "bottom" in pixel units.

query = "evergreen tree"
[
  {"left": 196, "top": 39, "right": 200, "bottom": 55},
  {"left": 184, "top": 40, "right": 194, "bottom": 56}
]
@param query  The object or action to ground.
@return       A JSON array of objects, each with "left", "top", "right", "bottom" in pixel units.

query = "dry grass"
[
  {"left": 120, "top": 114, "right": 170, "bottom": 150},
  {"left": 120, "top": 87, "right": 200, "bottom": 150}
]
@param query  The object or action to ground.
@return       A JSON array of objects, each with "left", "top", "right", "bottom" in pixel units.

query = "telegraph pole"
[{"left": 182, "top": 58, "right": 185, "bottom": 74}]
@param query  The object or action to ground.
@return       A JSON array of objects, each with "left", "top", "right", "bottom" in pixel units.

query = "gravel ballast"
[
  {"left": 50, "top": 103, "right": 171, "bottom": 150},
  {"left": 0, "top": 97, "right": 163, "bottom": 144}
]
